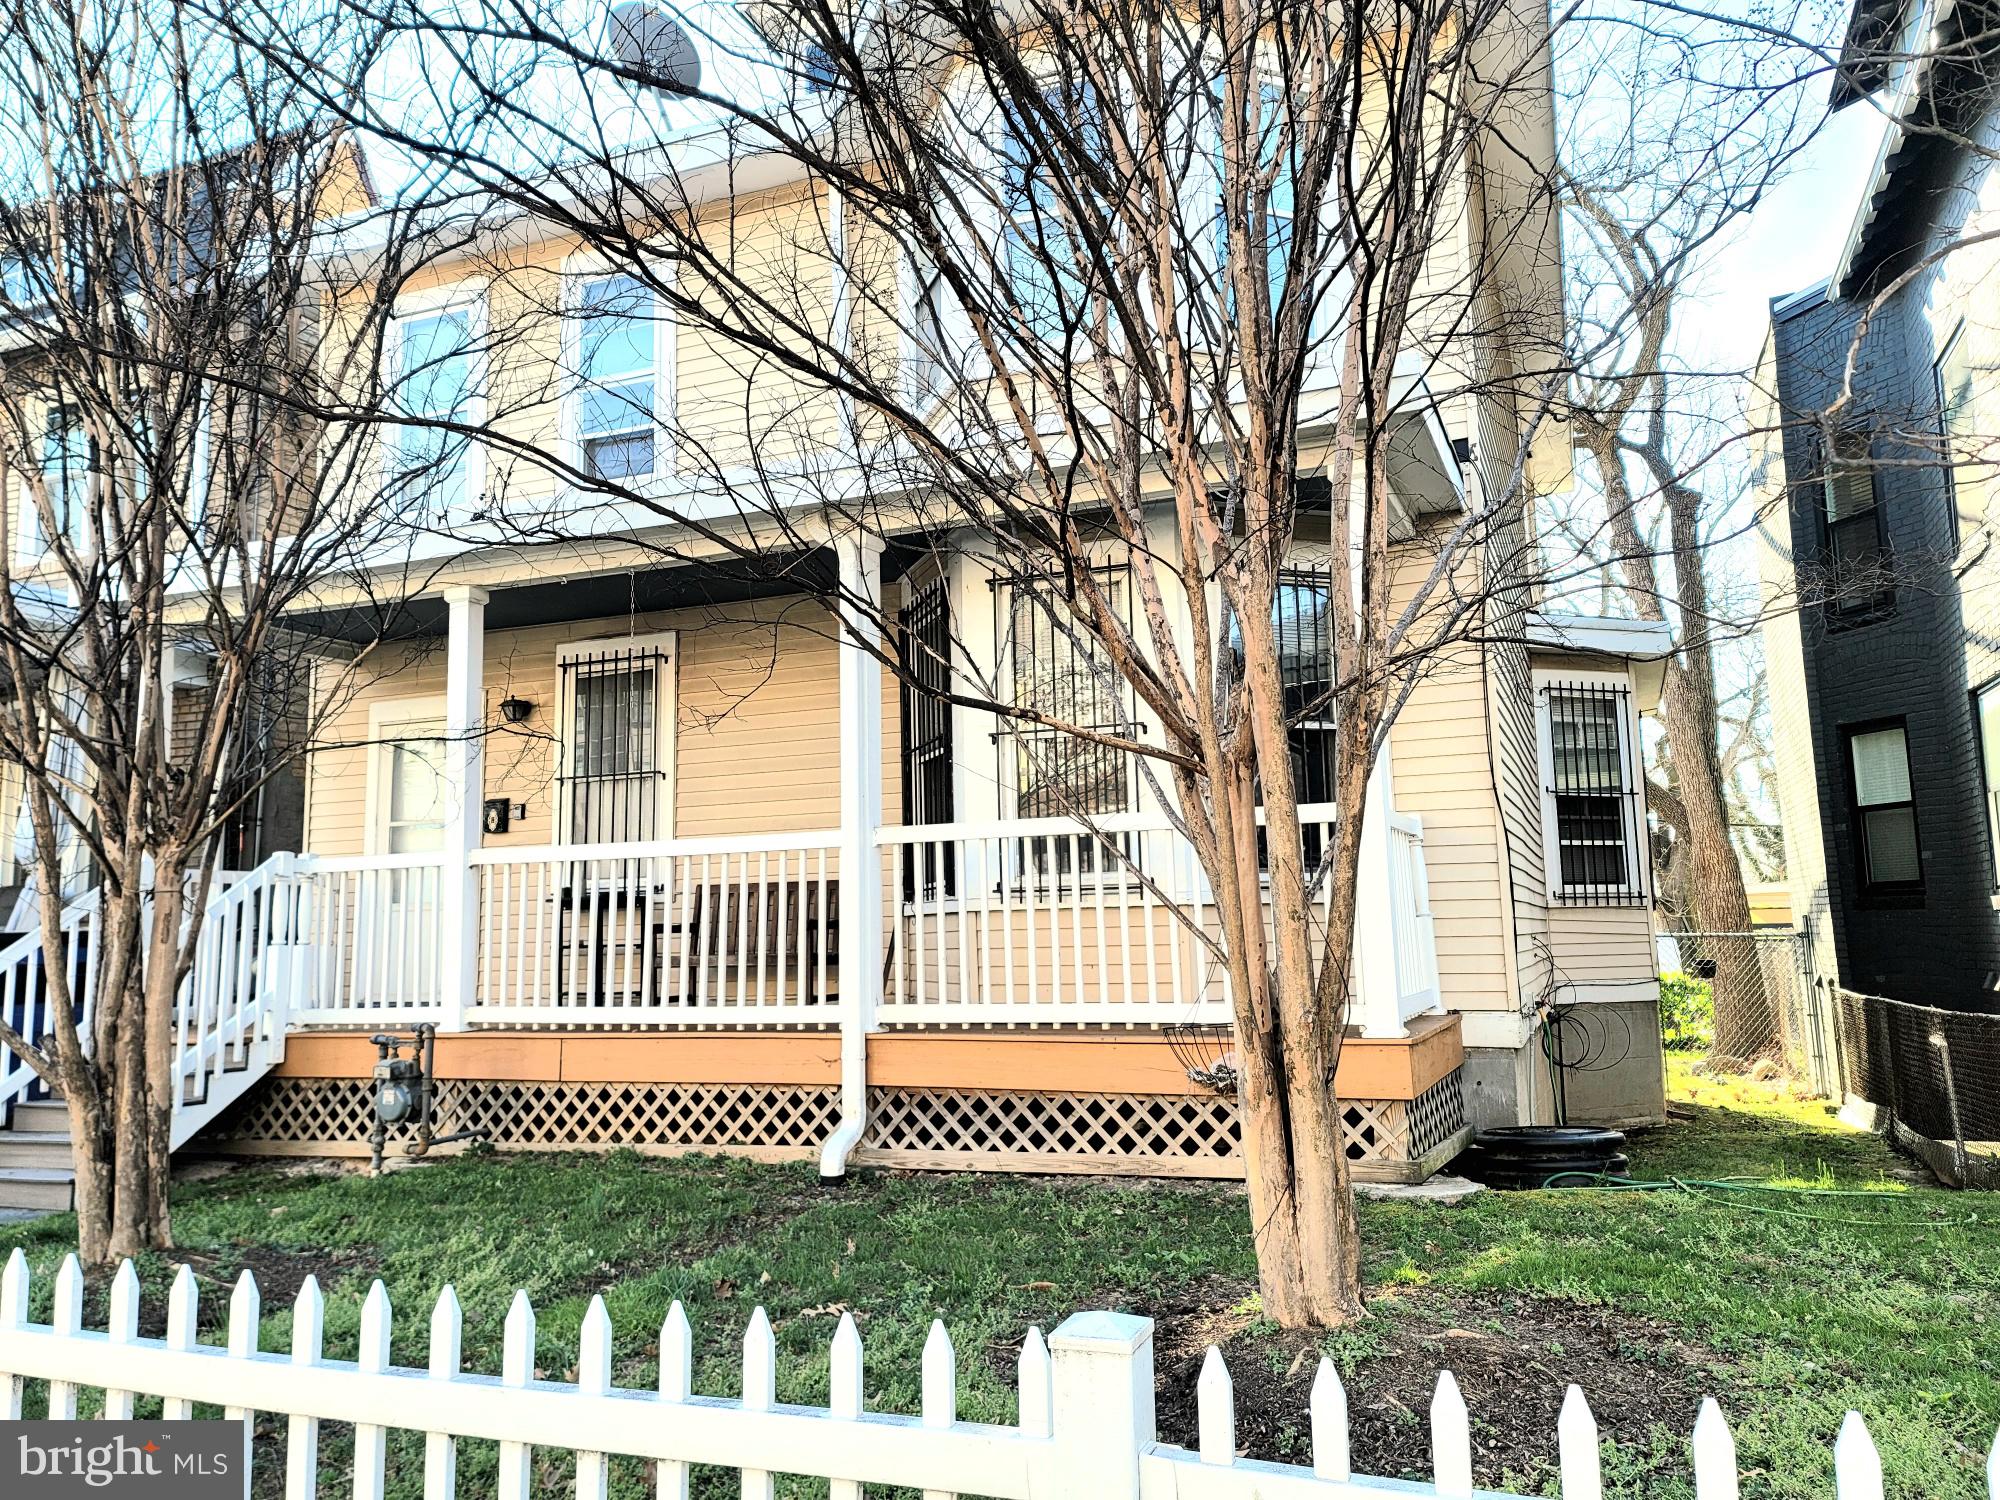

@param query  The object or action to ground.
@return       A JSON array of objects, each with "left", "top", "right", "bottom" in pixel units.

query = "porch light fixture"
[{"left": 500, "top": 694, "right": 535, "bottom": 724}]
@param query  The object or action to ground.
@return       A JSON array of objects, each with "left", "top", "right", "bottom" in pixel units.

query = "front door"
[{"left": 363, "top": 704, "right": 447, "bottom": 1007}]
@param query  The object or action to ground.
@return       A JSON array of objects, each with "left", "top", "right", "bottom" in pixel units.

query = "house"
[
  {"left": 0, "top": 14, "right": 1674, "bottom": 1206},
  {"left": 1754, "top": 0, "right": 2000, "bottom": 1014}
]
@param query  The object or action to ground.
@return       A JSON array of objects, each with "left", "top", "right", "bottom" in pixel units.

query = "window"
[
  {"left": 1977, "top": 683, "right": 2000, "bottom": 889},
  {"left": 1936, "top": 324, "right": 1982, "bottom": 544},
  {"left": 557, "top": 639, "right": 673, "bottom": 846},
  {"left": 899, "top": 575, "right": 956, "bottom": 897},
  {"left": 389, "top": 303, "right": 478, "bottom": 516},
  {"left": 1000, "top": 89, "right": 1106, "bottom": 343},
  {"left": 1845, "top": 721, "right": 1922, "bottom": 895},
  {"left": 1213, "top": 83, "right": 1295, "bottom": 310},
  {"left": 572, "top": 273, "right": 659, "bottom": 482},
  {"left": 384, "top": 737, "right": 448, "bottom": 854},
  {"left": 1821, "top": 429, "right": 1891, "bottom": 617},
  {"left": 1002, "top": 569, "right": 1133, "bottom": 883},
  {"left": 1539, "top": 679, "right": 1644, "bottom": 903},
  {"left": 1274, "top": 569, "right": 1335, "bottom": 804},
  {"left": 26, "top": 404, "right": 91, "bottom": 555},
  {"left": 1005, "top": 570, "right": 1130, "bottom": 822}
]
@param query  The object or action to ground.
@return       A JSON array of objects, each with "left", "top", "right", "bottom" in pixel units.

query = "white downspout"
[{"left": 821, "top": 530, "right": 884, "bottom": 1179}]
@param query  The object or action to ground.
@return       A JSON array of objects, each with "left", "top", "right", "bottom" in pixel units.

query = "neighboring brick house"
[{"left": 1754, "top": 0, "right": 2000, "bottom": 1012}]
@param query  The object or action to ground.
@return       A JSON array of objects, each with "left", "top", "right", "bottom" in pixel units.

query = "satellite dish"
[{"left": 606, "top": 2, "right": 702, "bottom": 92}]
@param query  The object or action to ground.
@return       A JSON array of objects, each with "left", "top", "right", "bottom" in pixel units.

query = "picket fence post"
[{"left": 1048, "top": 1311, "right": 1155, "bottom": 1500}]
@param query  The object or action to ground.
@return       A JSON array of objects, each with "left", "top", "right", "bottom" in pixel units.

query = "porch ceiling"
[{"left": 283, "top": 544, "right": 929, "bottom": 643}]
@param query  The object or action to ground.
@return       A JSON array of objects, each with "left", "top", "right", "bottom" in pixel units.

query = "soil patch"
[
  {"left": 163, "top": 1244, "right": 381, "bottom": 1338},
  {"left": 1153, "top": 1279, "right": 1725, "bottom": 1486}
]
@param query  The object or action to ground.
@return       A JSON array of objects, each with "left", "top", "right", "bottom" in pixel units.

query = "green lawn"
[{"left": 0, "top": 1067, "right": 1993, "bottom": 1499}]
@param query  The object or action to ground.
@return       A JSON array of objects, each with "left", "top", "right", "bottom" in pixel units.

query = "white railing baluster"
[
  {"left": 48, "top": 1253, "right": 81, "bottom": 1419},
  {"left": 658, "top": 1301, "right": 692, "bottom": 1500},
  {"left": 1311, "top": 1357, "right": 1349, "bottom": 1482},
  {"left": 1196, "top": 1346, "right": 1234, "bottom": 1466},
  {"left": 103, "top": 1259, "right": 139, "bottom": 1419},
  {"left": 1835, "top": 1411, "right": 1883, "bottom": 1500},
  {"left": 286, "top": 1277, "right": 325, "bottom": 1500},
  {"left": 1558, "top": 1384, "right": 1601, "bottom": 1500},
  {"left": 1692, "top": 1397, "right": 1739, "bottom": 1500},
  {"left": 424, "top": 1286, "right": 462, "bottom": 1500},
  {"left": 353, "top": 1282, "right": 392, "bottom": 1500},
  {"left": 829, "top": 1311, "right": 864, "bottom": 1500},
  {"left": 1431, "top": 1369, "right": 1472, "bottom": 1500},
  {"left": 163, "top": 1264, "right": 198, "bottom": 1421},
  {"left": 0, "top": 1249, "right": 27, "bottom": 1419},
  {"left": 742, "top": 1307, "right": 776, "bottom": 1500},
  {"left": 922, "top": 1319, "right": 957, "bottom": 1500},
  {"left": 576, "top": 1295, "right": 613, "bottom": 1500},
  {"left": 1018, "top": 1327, "right": 1051, "bottom": 1440},
  {"left": 499, "top": 1292, "right": 535, "bottom": 1500}
]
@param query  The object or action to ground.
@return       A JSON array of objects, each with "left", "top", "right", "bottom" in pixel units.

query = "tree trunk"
[{"left": 1225, "top": 608, "right": 1368, "bottom": 1330}]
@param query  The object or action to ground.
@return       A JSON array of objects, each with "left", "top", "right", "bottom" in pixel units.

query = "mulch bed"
[{"left": 1152, "top": 1278, "right": 1723, "bottom": 1485}]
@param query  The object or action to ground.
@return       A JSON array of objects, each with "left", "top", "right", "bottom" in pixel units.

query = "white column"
[
  {"left": 1352, "top": 753, "right": 1405, "bottom": 1038},
  {"left": 821, "top": 534, "right": 883, "bottom": 1177},
  {"left": 438, "top": 585, "right": 488, "bottom": 1032}
]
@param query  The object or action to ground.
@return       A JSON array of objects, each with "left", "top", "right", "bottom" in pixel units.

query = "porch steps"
[{"left": 0, "top": 1101, "right": 71, "bottom": 1211}]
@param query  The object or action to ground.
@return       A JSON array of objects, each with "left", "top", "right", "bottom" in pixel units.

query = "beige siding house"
[{"left": 1, "top": 45, "right": 1673, "bottom": 1188}]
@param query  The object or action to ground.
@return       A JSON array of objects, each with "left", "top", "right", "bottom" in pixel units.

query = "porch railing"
[
  {"left": 467, "top": 833, "right": 843, "bottom": 1027},
  {"left": 295, "top": 853, "right": 449, "bottom": 1024},
  {"left": 876, "top": 805, "right": 1439, "bottom": 1032}
]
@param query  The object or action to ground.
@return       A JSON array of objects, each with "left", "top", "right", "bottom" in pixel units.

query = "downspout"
[
  {"left": 821, "top": 531, "right": 883, "bottom": 1180},
  {"left": 820, "top": 182, "right": 877, "bottom": 1181}
]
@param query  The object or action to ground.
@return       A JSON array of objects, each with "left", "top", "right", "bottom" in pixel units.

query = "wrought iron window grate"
[{"left": 1544, "top": 679, "right": 1645, "bottom": 906}]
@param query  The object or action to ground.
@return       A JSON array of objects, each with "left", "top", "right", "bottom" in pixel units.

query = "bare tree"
[
  {"left": 204, "top": 0, "right": 1590, "bottom": 1325},
  {"left": 0, "top": 1, "right": 451, "bottom": 1262}
]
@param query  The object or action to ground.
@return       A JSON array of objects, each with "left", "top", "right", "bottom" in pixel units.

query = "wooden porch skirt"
[{"left": 198, "top": 1016, "right": 1469, "bottom": 1183}]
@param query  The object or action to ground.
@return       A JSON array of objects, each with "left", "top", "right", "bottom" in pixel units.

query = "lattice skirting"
[
  {"left": 204, "top": 1072, "right": 1470, "bottom": 1181},
  {"left": 203, "top": 1078, "right": 841, "bottom": 1161}
]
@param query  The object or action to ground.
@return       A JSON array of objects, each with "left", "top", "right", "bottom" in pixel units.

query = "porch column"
[
  {"left": 822, "top": 533, "right": 883, "bottom": 1177},
  {"left": 1352, "top": 754, "right": 1405, "bottom": 1038},
  {"left": 438, "top": 584, "right": 489, "bottom": 1033}
]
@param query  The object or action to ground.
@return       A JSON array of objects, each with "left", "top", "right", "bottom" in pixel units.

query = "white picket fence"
[{"left": 1, "top": 1252, "right": 1990, "bottom": 1499}]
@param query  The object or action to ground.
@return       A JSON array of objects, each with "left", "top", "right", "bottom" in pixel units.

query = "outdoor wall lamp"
[{"left": 500, "top": 695, "right": 535, "bottom": 724}]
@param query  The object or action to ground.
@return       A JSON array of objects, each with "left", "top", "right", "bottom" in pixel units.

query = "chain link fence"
[
  {"left": 1654, "top": 929, "right": 1837, "bottom": 1092},
  {"left": 1832, "top": 988, "right": 2000, "bottom": 1187}
]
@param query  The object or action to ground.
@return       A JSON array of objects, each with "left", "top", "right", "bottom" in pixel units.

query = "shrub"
[{"left": 1659, "top": 968, "right": 1715, "bottom": 1052}]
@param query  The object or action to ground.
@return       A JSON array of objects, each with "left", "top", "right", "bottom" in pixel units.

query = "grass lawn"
[{"left": 0, "top": 1063, "right": 1993, "bottom": 1499}]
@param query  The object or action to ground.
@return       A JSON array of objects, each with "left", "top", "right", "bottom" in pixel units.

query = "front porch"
[{"left": 185, "top": 538, "right": 1465, "bottom": 1177}]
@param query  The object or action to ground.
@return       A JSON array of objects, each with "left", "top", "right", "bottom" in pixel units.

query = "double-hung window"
[
  {"left": 35, "top": 405, "right": 90, "bottom": 553},
  {"left": 389, "top": 302, "right": 479, "bottom": 517},
  {"left": 1213, "top": 82, "right": 1295, "bottom": 310},
  {"left": 1846, "top": 721, "right": 1922, "bottom": 896},
  {"left": 1821, "top": 428, "right": 1890, "bottom": 618},
  {"left": 1000, "top": 88, "right": 1106, "bottom": 344},
  {"left": 1935, "top": 324, "right": 1982, "bottom": 545},
  {"left": 1977, "top": 683, "right": 2000, "bottom": 890},
  {"left": 572, "top": 273, "right": 660, "bottom": 482},
  {"left": 1275, "top": 569, "right": 1335, "bottom": 804},
  {"left": 1539, "top": 678, "right": 1645, "bottom": 903}
]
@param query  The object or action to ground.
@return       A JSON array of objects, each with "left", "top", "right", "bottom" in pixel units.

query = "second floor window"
[
  {"left": 33, "top": 405, "right": 91, "bottom": 553},
  {"left": 1936, "top": 324, "right": 1982, "bottom": 545},
  {"left": 391, "top": 305, "right": 478, "bottom": 515},
  {"left": 1213, "top": 84, "right": 1295, "bottom": 311},
  {"left": 573, "top": 274, "right": 659, "bottom": 481},
  {"left": 1821, "top": 429, "right": 1890, "bottom": 618},
  {"left": 1000, "top": 91, "right": 1105, "bottom": 344}
]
